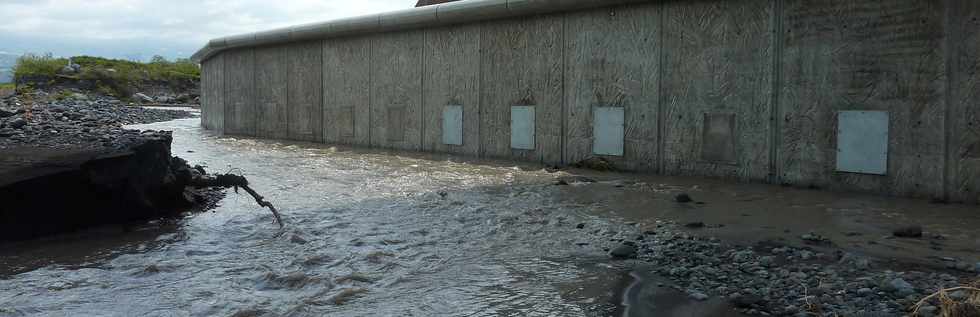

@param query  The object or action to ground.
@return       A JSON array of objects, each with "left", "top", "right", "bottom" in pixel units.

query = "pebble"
[{"left": 689, "top": 292, "right": 709, "bottom": 301}]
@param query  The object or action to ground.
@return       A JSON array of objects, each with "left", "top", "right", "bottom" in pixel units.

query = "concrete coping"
[{"left": 191, "top": 0, "right": 652, "bottom": 63}]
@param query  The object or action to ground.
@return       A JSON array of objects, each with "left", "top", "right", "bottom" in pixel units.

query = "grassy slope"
[{"left": 13, "top": 54, "right": 199, "bottom": 96}]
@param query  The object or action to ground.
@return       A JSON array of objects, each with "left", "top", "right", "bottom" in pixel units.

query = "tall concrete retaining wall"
[{"left": 196, "top": 0, "right": 980, "bottom": 204}]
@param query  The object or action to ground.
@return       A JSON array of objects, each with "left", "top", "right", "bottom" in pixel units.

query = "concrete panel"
[
  {"left": 323, "top": 37, "right": 371, "bottom": 146},
  {"left": 370, "top": 31, "right": 423, "bottom": 151},
  {"left": 948, "top": 1, "right": 980, "bottom": 204},
  {"left": 836, "top": 111, "right": 889, "bottom": 175},
  {"left": 510, "top": 106, "right": 535, "bottom": 150},
  {"left": 701, "top": 113, "right": 737, "bottom": 163},
  {"left": 223, "top": 48, "right": 256, "bottom": 136},
  {"left": 254, "top": 46, "right": 287, "bottom": 139},
  {"left": 564, "top": 5, "right": 660, "bottom": 170},
  {"left": 780, "top": 0, "right": 946, "bottom": 198},
  {"left": 201, "top": 54, "right": 223, "bottom": 131},
  {"left": 422, "top": 24, "right": 481, "bottom": 155},
  {"left": 661, "top": 0, "right": 773, "bottom": 181},
  {"left": 593, "top": 107, "right": 625, "bottom": 156},
  {"left": 442, "top": 105, "right": 464, "bottom": 146},
  {"left": 480, "top": 16, "right": 563, "bottom": 163},
  {"left": 287, "top": 42, "right": 323, "bottom": 142}
]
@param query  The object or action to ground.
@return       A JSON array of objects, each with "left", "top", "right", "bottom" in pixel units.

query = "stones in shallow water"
[
  {"left": 609, "top": 244, "right": 637, "bottom": 259},
  {"left": 689, "top": 291, "right": 709, "bottom": 301},
  {"left": 883, "top": 278, "right": 916, "bottom": 297},
  {"left": 684, "top": 222, "right": 705, "bottom": 229},
  {"left": 892, "top": 225, "right": 923, "bottom": 238}
]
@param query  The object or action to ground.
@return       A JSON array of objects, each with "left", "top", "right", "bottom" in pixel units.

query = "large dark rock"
[
  {"left": 893, "top": 225, "right": 923, "bottom": 238},
  {"left": 610, "top": 244, "right": 637, "bottom": 259}
]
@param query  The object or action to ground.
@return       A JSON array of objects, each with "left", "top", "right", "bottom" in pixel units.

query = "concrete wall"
[{"left": 200, "top": 0, "right": 979, "bottom": 203}]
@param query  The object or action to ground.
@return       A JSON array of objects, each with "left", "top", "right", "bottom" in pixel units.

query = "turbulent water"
[{"left": 0, "top": 117, "right": 642, "bottom": 317}]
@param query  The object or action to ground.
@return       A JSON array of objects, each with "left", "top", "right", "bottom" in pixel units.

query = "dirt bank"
[{"left": 0, "top": 89, "right": 216, "bottom": 241}]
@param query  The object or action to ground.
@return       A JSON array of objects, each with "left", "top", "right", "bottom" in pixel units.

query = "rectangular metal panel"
[
  {"left": 442, "top": 105, "right": 464, "bottom": 146},
  {"left": 593, "top": 107, "right": 624, "bottom": 156},
  {"left": 510, "top": 106, "right": 535, "bottom": 150},
  {"left": 837, "top": 111, "right": 889, "bottom": 175}
]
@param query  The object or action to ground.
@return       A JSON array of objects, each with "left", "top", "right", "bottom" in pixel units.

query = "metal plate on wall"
[
  {"left": 443, "top": 105, "right": 463, "bottom": 146},
  {"left": 701, "top": 113, "right": 737, "bottom": 163},
  {"left": 837, "top": 111, "right": 889, "bottom": 175},
  {"left": 510, "top": 106, "right": 535, "bottom": 150},
  {"left": 593, "top": 107, "right": 625, "bottom": 156}
]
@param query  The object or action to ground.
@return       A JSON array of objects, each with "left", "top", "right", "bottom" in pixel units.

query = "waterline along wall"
[{"left": 193, "top": 0, "right": 980, "bottom": 204}]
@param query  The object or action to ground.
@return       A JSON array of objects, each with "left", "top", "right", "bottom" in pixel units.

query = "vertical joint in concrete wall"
[
  {"left": 768, "top": 0, "right": 785, "bottom": 184},
  {"left": 560, "top": 13, "right": 568, "bottom": 166},
  {"left": 420, "top": 30, "right": 426, "bottom": 151},
  {"left": 655, "top": 0, "right": 667, "bottom": 174}
]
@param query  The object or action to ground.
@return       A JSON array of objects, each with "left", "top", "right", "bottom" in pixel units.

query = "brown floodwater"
[
  {"left": 1, "top": 116, "right": 975, "bottom": 317},
  {"left": 0, "top": 117, "right": 662, "bottom": 316}
]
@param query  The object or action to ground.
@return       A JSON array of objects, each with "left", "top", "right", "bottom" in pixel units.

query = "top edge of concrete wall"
[{"left": 192, "top": 0, "right": 654, "bottom": 63}]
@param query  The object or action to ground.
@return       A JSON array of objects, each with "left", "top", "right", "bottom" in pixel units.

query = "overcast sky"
[{"left": 0, "top": 0, "right": 417, "bottom": 61}]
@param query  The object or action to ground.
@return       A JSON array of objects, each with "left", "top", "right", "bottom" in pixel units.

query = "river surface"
[{"left": 0, "top": 118, "right": 649, "bottom": 317}]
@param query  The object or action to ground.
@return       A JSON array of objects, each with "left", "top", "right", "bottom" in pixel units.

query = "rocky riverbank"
[
  {"left": 0, "top": 89, "right": 193, "bottom": 150},
  {"left": 581, "top": 202, "right": 980, "bottom": 316}
]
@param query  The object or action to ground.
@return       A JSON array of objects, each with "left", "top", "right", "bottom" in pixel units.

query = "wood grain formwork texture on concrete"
[
  {"left": 254, "top": 45, "right": 288, "bottom": 139},
  {"left": 564, "top": 3, "right": 661, "bottom": 171},
  {"left": 421, "top": 24, "right": 482, "bottom": 156},
  {"left": 779, "top": 0, "right": 947, "bottom": 199},
  {"left": 947, "top": 0, "right": 980, "bottom": 204},
  {"left": 287, "top": 41, "right": 324, "bottom": 142},
  {"left": 479, "top": 15, "right": 564, "bottom": 164},
  {"left": 323, "top": 37, "right": 372, "bottom": 146},
  {"left": 660, "top": 0, "right": 774, "bottom": 181},
  {"left": 370, "top": 30, "right": 424, "bottom": 151},
  {"left": 224, "top": 48, "right": 256, "bottom": 136},
  {"left": 201, "top": 53, "right": 225, "bottom": 132}
]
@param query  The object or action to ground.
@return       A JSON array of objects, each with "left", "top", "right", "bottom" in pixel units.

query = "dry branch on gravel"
[{"left": 913, "top": 279, "right": 980, "bottom": 317}]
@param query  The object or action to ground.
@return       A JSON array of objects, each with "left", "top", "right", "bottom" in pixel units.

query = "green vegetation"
[
  {"left": 0, "top": 83, "right": 14, "bottom": 90},
  {"left": 12, "top": 53, "right": 199, "bottom": 97}
]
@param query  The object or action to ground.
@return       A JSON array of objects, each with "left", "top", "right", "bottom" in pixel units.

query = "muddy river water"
[
  {"left": 3, "top": 116, "right": 977, "bottom": 317},
  {"left": 0, "top": 118, "right": 668, "bottom": 316}
]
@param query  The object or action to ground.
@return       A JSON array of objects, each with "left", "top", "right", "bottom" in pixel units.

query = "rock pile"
[
  {"left": 0, "top": 89, "right": 193, "bottom": 150},
  {"left": 602, "top": 222, "right": 978, "bottom": 316}
]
